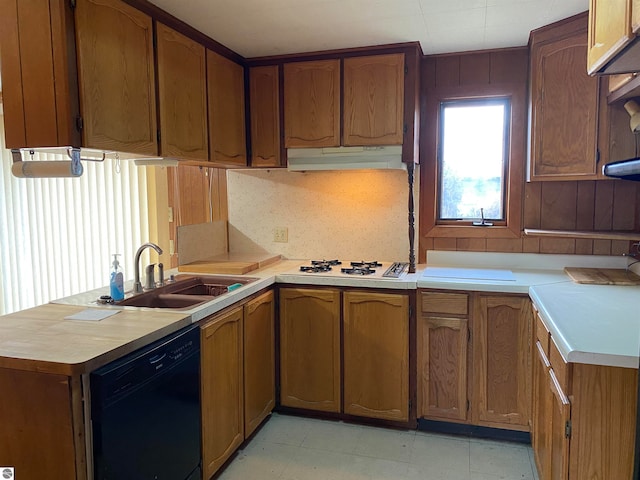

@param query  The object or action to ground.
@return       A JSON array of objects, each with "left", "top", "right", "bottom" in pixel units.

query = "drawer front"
[
  {"left": 549, "top": 336, "right": 571, "bottom": 394},
  {"left": 535, "top": 313, "right": 550, "bottom": 357},
  {"left": 421, "top": 292, "right": 468, "bottom": 315}
]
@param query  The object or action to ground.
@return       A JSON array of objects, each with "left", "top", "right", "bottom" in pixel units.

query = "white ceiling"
[{"left": 149, "top": 0, "right": 589, "bottom": 58}]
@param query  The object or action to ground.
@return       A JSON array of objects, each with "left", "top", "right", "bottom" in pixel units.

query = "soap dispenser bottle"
[{"left": 110, "top": 254, "right": 125, "bottom": 301}]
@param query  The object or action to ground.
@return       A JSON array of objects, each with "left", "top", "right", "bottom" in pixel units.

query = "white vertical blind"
[{"left": 0, "top": 114, "right": 151, "bottom": 314}]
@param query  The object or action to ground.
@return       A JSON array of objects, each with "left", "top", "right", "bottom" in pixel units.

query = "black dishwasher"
[{"left": 91, "top": 324, "right": 201, "bottom": 480}]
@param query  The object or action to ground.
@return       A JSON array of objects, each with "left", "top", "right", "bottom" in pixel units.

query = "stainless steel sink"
[{"left": 116, "top": 275, "right": 259, "bottom": 309}]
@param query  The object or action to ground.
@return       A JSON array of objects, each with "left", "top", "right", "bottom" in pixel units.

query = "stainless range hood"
[
  {"left": 287, "top": 145, "right": 405, "bottom": 171},
  {"left": 603, "top": 158, "right": 640, "bottom": 181}
]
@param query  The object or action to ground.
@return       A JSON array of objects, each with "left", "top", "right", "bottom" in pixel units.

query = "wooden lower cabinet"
[
  {"left": 418, "top": 290, "right": 532, "bottom": 431},
  {"left": 417, "top": 290, "right": 469, "bottom": 422},
  {"left": 532, "top": 342, "right": 554, "bottom": 480},
  {"left": 343, "top": 290, "right": 409, "bottom": 421},
  {"left": 201, "top": 306, "right": 244, "bottom": 479},
  {"left": 417, "top": 315, "right": 468, "bottom": 421},
  {"left": 531, "top": 311, "right": 638, "bottom": 480},
  {"left": 279, "top": 287, "right": 341, "bottom": 412},
  {"left": 569, "top": 363, "right": 637, "bottom": 479},
  {"left": 0, "top": 369, "right": 85, "bottom": 480},
  {"left": 549, "top": 369, "right": 570, "bottom": 480},
  {"left": 472, "top": 295, "right": 532, "bottom": 429},
  {"left": 243, "top": 291, "right": 275, "bottom": 438}
]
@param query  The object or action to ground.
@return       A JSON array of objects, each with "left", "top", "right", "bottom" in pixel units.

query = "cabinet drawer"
[
  {"left": 421, "top": 292, "right": 468, "bottom": 315},
  {"left": 535, "top": 313, "right": 550, "bottom": 357},
  {"left": 550, "top": 337, "right": 571, "bottom": 394}
]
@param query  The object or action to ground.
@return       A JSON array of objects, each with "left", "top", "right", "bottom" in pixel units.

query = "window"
[
  {"left": 438, "top": 98, "right": 509, "bottom": 223},
  {"left": 420, "top": 84, "right": 525, "bottom": 243},
  {"left": 0, "top": 113, "right": 157, "bottom": 315}
]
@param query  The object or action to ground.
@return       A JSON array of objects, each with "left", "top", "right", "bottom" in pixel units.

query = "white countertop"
[
  {"left": 50, "top": 251, "right": 640, "bottom": 369},
  {"left": 530, "top": 283, "right": 640, "bottom": 369}
]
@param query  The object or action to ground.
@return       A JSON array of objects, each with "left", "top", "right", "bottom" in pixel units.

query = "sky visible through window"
[{"left": 439, "top": 100, "right": 507, "bottom": 221}]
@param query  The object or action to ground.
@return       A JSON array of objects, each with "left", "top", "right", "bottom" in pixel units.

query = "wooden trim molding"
[{"left": 524, "top": 228, "right": 640, "bottom": 241}]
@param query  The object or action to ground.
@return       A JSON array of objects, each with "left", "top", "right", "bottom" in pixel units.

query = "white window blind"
[{"left": 0, "top": 114, "right": 151, "bottom": 315}]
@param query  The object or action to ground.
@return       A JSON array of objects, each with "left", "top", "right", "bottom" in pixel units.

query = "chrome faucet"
[{"left": 133, "top": 242, "right": 163, "bottom": 293}]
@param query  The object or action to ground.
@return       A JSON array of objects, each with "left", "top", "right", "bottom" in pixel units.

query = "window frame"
[
  {"left": 437, "top": 97, "right": 511, "bottom": 224},
  {"left": 420, "top": 83, "right": 525, "bottom": 240}
]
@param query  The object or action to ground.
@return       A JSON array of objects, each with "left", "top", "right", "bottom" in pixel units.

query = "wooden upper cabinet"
[
  {"left": 587, "top": 0, "right": 634, "bottom": 74},
  {"left": 250, "top": 66, "right": 281, "bottom": 167},
  {"left": 0, "top": 0, "right": 80, "bottom": 149},
  {"left": 472, "top": 295, "right": 532, "bottom": 429},
  {"left": 529, "top": 18, "right": 601, "bottom": 180},
  {"left": 156, "top": 22, "right": 208, "bottom": 161},
  {"left": 284, "top": 59, "right": 341, "bottom": 148},
  {"left": 75, "top": 0, "right": 157, "bottom": 155},
  {"left": 343, "top": 291, "right": 409, "bottom": 422},
  {"left": 343, "top": 53, "right": 404, "bottom": 146},
  {"left": 207, "top": 50, "right": 246, "bottom": 166}
]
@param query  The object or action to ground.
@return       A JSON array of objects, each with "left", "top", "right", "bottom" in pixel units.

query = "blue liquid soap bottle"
[{"left": 110, "top": 254, "right": 125, "bottom": 301}]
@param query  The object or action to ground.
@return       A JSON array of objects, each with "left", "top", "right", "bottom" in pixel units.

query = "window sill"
[{"left": 423, "top": 224, "right": 521, "bottom": 239}]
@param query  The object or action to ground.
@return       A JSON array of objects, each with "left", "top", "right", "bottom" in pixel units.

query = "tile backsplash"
[{"left": 227, "top": 169, "right": 416, "bottom": 261}]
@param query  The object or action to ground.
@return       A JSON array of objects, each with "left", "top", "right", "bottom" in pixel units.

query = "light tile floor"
[{"left": 217, "top": 413, "right": 540, "bottom": 480}]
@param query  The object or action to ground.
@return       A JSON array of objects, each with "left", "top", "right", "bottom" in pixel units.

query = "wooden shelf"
[
  {"left": 607, "top": 74, "right": 640, "bottom": 104},
  {"left": 524, "top": 229, "right": 640, "bottom": 241}
]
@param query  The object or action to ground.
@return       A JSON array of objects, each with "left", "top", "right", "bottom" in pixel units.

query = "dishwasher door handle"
[{"left": 149, "top": 353, "right": 167, "bottom": 364}]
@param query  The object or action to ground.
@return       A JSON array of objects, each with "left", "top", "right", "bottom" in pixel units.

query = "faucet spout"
[{"left": 133, "top": 242, "right": 163, "bottom": 293}]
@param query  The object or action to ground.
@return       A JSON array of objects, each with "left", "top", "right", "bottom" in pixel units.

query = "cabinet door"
[
  {"left": 343, "top": 291, "right": 409, "bottom": 422},
  {"left": 569, "top": 363, "right": 637, "bottom": 479},
  {"left": 473, "top": 295, "right": 532, "bottom": 428},
  {"left": 207, "top": 50, "right": 246, "bottom": 166},
  {"left": 283, "top": 59, "right": 340, "bottom": 148},
  {"left": 549, "top": 370, "right": 570, "bottom": 480},
  {"left": 0, "top": 0, "right": 80, "bottom": 149},
  {"left": 587, "top": 0, "right": 633, "bottom": 74},
  {"left": 75, "top": 0, "right": 157, "bottom": 155},
  {"left": 530, "top": 29, "right": 600, "bottom": 180},
  {"left": 532, "top": 342, "right": 553, "bottom": 480},
  {"left": 201, "top": 307, "right": 244, "bottom": 479},
  {"left": 418, "top": 315, "right": 468, "bottom": 421},
  {"left": 243, "top": 290, "right": 275, "bottom": 438},
  {"left": 156, "top": 22, "right": 208, "bottom": 160},
  {"left": 0, "top": 369, "right": 78, "bottom": 480},
  {"left": 279, "top": 288, "right": 341, "bottom": 412},
  {"left": 250, "top": 66, "right": 281, "bottom": 167},
  {"left": 343, "top": 54, "right": 404, "bottom": 146}
]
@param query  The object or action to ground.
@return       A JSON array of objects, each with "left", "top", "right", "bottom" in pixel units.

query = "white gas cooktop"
[{"left": 283, "top": 260, "right": 409, "bottom": 280}]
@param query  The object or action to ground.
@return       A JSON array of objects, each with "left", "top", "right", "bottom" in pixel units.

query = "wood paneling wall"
[
  {"left": 167, "top": 166, "right": 228, "bottom": 267},
  {"left": 418, "top": 49, "right": 640, "bottom": 262}
]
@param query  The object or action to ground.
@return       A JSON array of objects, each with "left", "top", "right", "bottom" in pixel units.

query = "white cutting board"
[{"left": 422, "top": 267, "right": 516, "bottom": 281}]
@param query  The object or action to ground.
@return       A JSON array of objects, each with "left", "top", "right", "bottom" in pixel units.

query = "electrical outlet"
[{"left": 273, "top": 227, "right": 288, "bottom": 243}]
